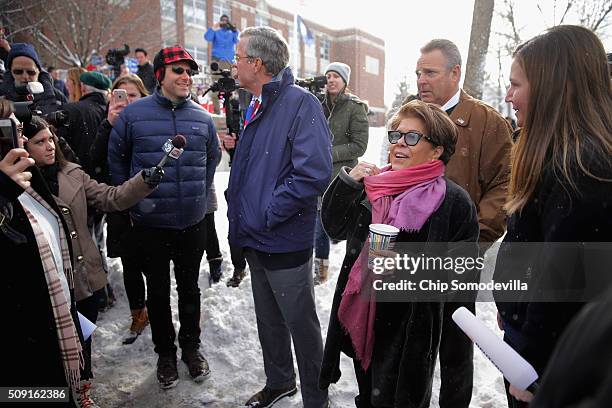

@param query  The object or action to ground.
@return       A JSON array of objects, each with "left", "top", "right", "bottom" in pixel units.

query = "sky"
[{"left": 267, "top": 0, "right": 612, "bottom": 108}]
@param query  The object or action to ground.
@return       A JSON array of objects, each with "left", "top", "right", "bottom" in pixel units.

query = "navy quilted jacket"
[{"left": 108, "top": 90, "right": 219, "bottom": 230}]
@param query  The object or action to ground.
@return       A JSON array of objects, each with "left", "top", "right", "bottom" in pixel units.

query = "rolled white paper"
[
  {"left": 78, "top": 311, "right": 97, "bottom": 341},
  {"left": 452, "top": 307, "right": 538, "bottom": 390}
]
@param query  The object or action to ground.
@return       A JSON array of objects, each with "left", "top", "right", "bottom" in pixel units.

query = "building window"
[
  {"left": 304, "top": 42, "right": 317, "bottom": 77},
  {"left": 213, "top": 0, "right": 230, "bottom": 23},
  {"left": 160, "top": 0, "right": 176, "bottom": 21},
  {"left": 109, "top": 0, "right": 130, "bottom": 7},
  {"left": 319, "top": 35, "right": 330, "bottom": 71},
  {"left": 241, "top": 17, "right": 247, "bottom": 30},
  {"left": 185, "top": 44, "right": 208, "bottom": 69},
  {"left": 184, "top": 0, "right": 207, "bottom": 27},
  {"left": 161, "top": 0, "right": 178, "bottom": 44},
  {"left": 287, "top": 26, "right": 301, "bottom": 74},
  {"left": 365, "top": 55, "right": 379, "bottom": 75},
  {"left": 255, "top": 14, "right": 268, "bottom": 27}
]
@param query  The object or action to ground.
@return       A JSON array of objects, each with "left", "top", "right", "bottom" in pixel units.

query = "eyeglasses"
[
  {"left": 387, "top": 130, "right": 438, "bottom": 146},
  {"left": 170, "top": 66, "right": 196, "bottom": 76},
  {"left": 12, "top": 69, "right": 38, "bottom": 76},
  {"left": 234, "top": 54, "right": 253, "bottom": 63}
]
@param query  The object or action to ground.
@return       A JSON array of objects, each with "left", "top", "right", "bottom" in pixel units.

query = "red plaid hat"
[{"left": 153, "top": 46, "right": 199, "bottom": 81}]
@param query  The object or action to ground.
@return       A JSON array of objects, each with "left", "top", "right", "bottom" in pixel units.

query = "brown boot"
[
  {"left": 123, "top": 307, "right": 149, "bottom": 344},
  {"left": 314, "top": 258, "right": 329, "bottom": 285},
  {"left": 226, "top": 268, "right": 246, "bottom": 287}
]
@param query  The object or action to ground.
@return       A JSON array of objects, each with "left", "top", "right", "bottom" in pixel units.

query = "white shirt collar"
[{"left": 440, "top": 88, "right": 461, "bottom": 111}]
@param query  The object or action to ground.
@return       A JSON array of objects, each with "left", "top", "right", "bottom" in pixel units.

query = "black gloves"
[{"left": 141, "top": 167, "right": 164, "bottom": 187}]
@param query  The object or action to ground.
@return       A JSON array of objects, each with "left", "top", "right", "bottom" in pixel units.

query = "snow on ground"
[{"left": 92, "top": 128, "right": 507, "bottom": 407}]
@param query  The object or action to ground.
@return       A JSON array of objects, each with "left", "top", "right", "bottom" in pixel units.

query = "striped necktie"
[{"left": 245, "top": 98, "right": 261, "bottom": 127}]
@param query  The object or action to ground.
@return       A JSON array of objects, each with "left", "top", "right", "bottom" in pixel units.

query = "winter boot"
[
  {"left": 314, "top": 258, "right": 329, "bottom": 285},
  {"left": 181, "top": 347, "right": 211, "bottom": 382},
  {"left": 157, "top": 352, "right": 179, "bottom": 389},
  {"left": 74, "top": 380, "right": 100, "bottom": 408},
  {"left": 226, "top": 268, "right": 246, "bottom": 287},
  {"left": 208, "top": 257, "right": 223, "bottom": 284},
  {"left": 123, "top": 307, "right": 149, "bottom": 345}
]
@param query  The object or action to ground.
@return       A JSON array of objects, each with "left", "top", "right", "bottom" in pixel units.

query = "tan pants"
[{"left": 210, "top": 58, "right": 233, "bottom": 114}]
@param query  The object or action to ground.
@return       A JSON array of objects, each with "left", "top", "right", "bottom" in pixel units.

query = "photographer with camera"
[
  {"left": 205, "top": 14, "right": 239, "bottom": 114},
  {"left": 0, "top": 43, "right": 67, "bottom": 115},
  {"left": 313, "top": 62, "right": 369, "bottom": 284}
]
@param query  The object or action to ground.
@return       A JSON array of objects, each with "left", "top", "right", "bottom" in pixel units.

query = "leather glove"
[{"left": 141, "top": 166, "right": 164, "bottom": 187}]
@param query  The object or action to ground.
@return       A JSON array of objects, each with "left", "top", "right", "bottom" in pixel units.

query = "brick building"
[{"left": 30, "top": 0, "right": 386, "bottom": 124}]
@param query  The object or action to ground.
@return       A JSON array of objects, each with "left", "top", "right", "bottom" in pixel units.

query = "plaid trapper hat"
[{"left": 153, "top": 46, "right": 199, "bottom": 81}]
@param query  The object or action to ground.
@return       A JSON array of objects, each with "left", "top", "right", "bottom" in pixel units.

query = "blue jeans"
[{"left": 314, "top": 212, "right": 330, "bottom": 259}]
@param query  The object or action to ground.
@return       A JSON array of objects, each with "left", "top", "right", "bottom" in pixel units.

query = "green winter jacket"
[{"left": 324, "top": 92, "right": 369, "bottom": 179}]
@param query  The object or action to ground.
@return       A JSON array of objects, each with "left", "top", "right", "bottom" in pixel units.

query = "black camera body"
[
  {"left": 106, "top": 44, "right": 130, "bottom": 77},
  {"left": 221, "top": 21, "right": 237, "bottom": 32},
  {"left": 296, "top": 76, "right": 327, "bottom": 100},
  {"left": 12, "top": 83, "right": 69, "bottom": 128},
  {"left": 209, "top": 62, "right": 238, "bottom": 93}
]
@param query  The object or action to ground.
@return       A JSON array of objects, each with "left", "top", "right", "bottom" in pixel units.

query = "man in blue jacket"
[
  {"left": 223, "top": 26, "right": 331, "bottom": 408},
  {"left": 108, "top": 46, "right": 220, "bottom": 389},
  {"left": 204, "top": 14, "right": 239, "bottom": 114}
]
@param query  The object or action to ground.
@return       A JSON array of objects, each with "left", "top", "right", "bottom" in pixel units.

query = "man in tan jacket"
[{"left": 414, "top": 39, "right": 512, "bottom": 407}]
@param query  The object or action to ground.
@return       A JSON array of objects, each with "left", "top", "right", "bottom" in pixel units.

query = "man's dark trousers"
[{"left": 133, "top": 217, "right": 207, "bottom": 354}]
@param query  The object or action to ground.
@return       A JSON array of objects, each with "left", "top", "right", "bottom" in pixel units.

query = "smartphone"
[
  {"left": 112, "top": 89, "right": 128, "bottom": 105},
  {"left": 0, "top": 119, "right": 18, "bottom": 160}
]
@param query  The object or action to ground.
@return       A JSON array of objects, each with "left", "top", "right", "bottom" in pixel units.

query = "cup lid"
[{"left": 369, "top": 223, "right": 400, "bottom": 236}]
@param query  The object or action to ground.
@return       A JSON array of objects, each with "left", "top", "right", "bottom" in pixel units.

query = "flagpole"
[{"left": 293, "top": 12, "right": 299, "bottom": 72}]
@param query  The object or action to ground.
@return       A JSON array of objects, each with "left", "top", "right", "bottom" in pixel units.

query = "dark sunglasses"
[
  {"left": 388, "top": 130, "right": 438, "bottom": 146},
  {"left": 171, "top": 66, "right": 196, "bottom": 76},
  {"left": 12, "top": 69, "right": 38, "bottom": 76}
]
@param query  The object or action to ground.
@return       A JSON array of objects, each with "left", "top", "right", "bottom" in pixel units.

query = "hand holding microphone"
[{"left": 141, "top": 135, "right": 187, "bottom": 187}]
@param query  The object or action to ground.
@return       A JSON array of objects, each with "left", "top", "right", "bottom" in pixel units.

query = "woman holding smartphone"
[{"left": 90, "top": 74, "right": 153, "bottom": 344}]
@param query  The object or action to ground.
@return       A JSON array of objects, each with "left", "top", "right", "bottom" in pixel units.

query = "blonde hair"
[{"left": 67, "top": 67, "right": 86, "bottom": 102}]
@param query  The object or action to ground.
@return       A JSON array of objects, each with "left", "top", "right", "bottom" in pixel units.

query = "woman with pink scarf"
[{"left": 318, "top": 100, "right": 479, "bottom": 407}]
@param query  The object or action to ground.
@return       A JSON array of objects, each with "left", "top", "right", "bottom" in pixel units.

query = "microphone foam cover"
[{"left": 172, "top": 134, "right": 187, "bottom": 149}]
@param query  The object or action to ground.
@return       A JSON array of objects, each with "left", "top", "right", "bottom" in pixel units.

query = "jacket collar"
[
  {"left": 54, "top": 163, "right": 81, "bottom": 206},
  {"left": 260, "top": 66, "right": 295, "bottom": 111},
  {"left": 153, "top": 88, "right": 191, "bottom": 109},
  {"left": 448, "top": 89, "right": 475, "bottom": 128},
  {"left": 79, "top": 91, "right": 107, "bottom": 105}
]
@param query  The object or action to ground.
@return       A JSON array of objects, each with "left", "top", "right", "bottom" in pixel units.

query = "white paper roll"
[{"left": 452, "top": 307, "right": 538, "bottom": 390}]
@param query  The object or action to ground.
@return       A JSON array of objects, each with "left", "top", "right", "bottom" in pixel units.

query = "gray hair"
[
  {"left": 420, "top": 39, "right": 462, "bottom": 69},
  {"left": 240, "top": 26, "right": 290, "bottom": 76}
]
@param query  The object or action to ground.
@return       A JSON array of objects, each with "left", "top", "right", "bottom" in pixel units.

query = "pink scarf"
[{"left": 337, "top": 160, "right": 446, "bottom": 370}]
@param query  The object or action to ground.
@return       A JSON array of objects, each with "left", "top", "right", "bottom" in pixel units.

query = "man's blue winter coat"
[
  {"left": 226, "top": 67, "right": 333, "bottom": 253},
  {"left": 108, "top": 91, "right": 220, "bottom": 230},
  {"left": 204, "top": 27, "right": 239, "bottom": 62}
]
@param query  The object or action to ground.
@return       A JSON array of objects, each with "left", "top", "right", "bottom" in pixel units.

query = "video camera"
[
  {"left": 12, "top": 82, "right": 69, "bottom": 128},
  {"left": 205, "top": 62, "right": 240, "bottom": 164},
  {"left": 208, "top": 62, "right": 238, "bottom": 93},
  {"left": 0, "top": 82, "right": 69, "bottom": 159},
  {"left": 295, "top": 75, "right": 327, "bottom": 100},
  {"left": 106, "top": 44, "right": 130, "bottom": 77},
  {"left": 220, "top": 20, "right": 237, "bottom": 32}
]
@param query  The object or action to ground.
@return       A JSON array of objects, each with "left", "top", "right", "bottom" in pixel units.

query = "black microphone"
[{"left": 156, "top": 134, "right": 187, "bottom": 170}]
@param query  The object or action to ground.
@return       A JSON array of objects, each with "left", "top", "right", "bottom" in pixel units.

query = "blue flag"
[{"left": 297, "top": 15, "right": 314, "bottom": 46}]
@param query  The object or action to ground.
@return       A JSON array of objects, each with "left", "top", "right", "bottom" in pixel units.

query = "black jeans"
[
  {"left": 204, "top": 212, "right": 222, "bottom": 261},
  {"left": 76, "top": 288, "right": 105, "bottom": 379},
  {"left": 121, "top": 252, "right": 146, "bottom": 310},
  {"left": 230, "top": 243, "right": 247, "bottom": 270},
  {"left": 132, "top": 218, "right": 207, "bottom": 354},
  {"left": 439, "top": 302, "right": 475, "bottom": 408}
]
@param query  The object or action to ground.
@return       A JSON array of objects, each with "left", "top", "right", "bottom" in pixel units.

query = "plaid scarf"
[{"left": 22, "top": 187, "right": 83, "bottom": 392}]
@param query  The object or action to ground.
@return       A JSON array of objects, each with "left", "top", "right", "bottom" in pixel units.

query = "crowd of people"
[{"left": 0, "top": 18, "right": 611, "bottom": 408}]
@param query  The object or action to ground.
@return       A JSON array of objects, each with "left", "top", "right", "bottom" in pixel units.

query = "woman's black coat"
[
  {"left": 318, "top": 168, "right": 479, "bottom": 407},
  {"left": 0, "top": 168, "right": 81, "bottom": 406}
]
